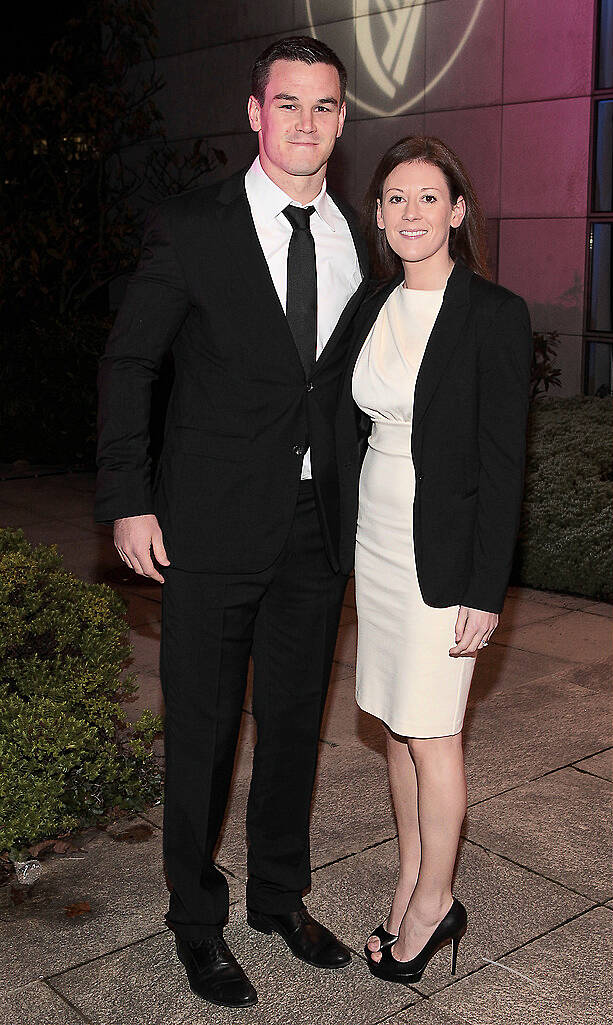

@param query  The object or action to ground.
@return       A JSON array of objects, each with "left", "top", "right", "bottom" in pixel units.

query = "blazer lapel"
[
  {"left": 341, "top": 276, "right": 402, "bottom": 396},
  {"left": 215, "top": 170, "right": 304, "bottom": 373},
  {"left": 412, "top": 261, "right": 473, "bottom": 428}
]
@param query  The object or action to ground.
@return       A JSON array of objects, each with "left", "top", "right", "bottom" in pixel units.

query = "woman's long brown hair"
[{"left": 362, "top": 136, "right": 489, "bottom": 280}]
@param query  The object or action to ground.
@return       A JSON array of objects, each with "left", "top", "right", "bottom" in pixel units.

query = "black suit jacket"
[
  {"left": 336, "top": 260, "right": 532, "bottom": 613},
  {"left": 95, "top": 168, "right": 368, "bottom": 572}
]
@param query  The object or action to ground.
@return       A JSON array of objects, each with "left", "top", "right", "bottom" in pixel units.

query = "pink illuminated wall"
[{"left": 150, "top": 0, "right": 596, "bottom": 395}]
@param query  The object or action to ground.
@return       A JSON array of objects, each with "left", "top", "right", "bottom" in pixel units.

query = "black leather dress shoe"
[
  {"left": 175, "top": 935, "right": 257, "bottom": 1007},
  {"left": 247, "top": 906, "right": 351, "bottom": 969}
]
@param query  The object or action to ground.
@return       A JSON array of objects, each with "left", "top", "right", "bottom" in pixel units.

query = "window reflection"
[
  {"left": 593, "top": 100, "right": 613, "bottom": 211},
  {"left": 597, "top": 0, "right": 613, "bottom": 89},
  {"left": 585, "top": 341, "right": 613, "bottom": 395},
  {"left": 589, "top": 224, "right": 613, "bottom": 333}
]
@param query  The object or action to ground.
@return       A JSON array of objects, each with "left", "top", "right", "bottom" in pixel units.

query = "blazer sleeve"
[
  {"left": 95, "top": 205, "right": 190, "bottom": 523},
  {"left": 461, "top": 293, "right": 532, "bottom": 613}
]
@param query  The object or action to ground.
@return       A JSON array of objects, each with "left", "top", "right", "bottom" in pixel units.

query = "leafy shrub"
[
  {"left": 0, "top": 528, "right": 162, "bottom": 852},
  {"left": 530, "top": 330, "right": 561, "bottom": 398},
  {"left": 515, "top": 397, "right": 613, "bottom": 601}
]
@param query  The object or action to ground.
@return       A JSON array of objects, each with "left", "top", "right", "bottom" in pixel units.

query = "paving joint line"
[
  {"left": 487, "top": 636, "right": 583, "bottom": 663},
  {"left": 311, "top": 834, "right": 397, "bottom": 875},
  {"left": 466, "top": 750, "right": 611, "bottom": 810},
  {"left": 569, "top": 764, "right": 611, "bottom": 782},
  {"left": 459, "top": 835, "right": 596, "bottom": 900},
  {"left": 43, "top": 979, "right": 95, "bottom": 1024},
  {"left": 371, "top": 998, "right": 426, "bottom": 1024},
  {"left": 423, "top": 901, "right": 604, "bottom": 1004},
  {"left": 44, "top": 928, "right": 169, "bottom": 982}
]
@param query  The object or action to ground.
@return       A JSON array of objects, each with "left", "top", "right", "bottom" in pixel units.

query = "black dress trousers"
[{"left": 160, "top": 482, "right": 347, "bottom": 940}]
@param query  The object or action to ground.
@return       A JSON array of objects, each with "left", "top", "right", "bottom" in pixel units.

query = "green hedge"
[
  {"left": 515, "top": 396, "right": 613, "bottom": 602},
  {"left": 0, "top": 529, "right": 162, "bottom": 852}
]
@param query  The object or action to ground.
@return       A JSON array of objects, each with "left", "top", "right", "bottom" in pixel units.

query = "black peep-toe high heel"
[{"left": 367, "top": 898, "right": 467, "bottom": 985}]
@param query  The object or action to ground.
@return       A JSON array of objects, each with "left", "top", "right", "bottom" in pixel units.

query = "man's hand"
[
  {"left": 449, "top": 606, "right": 498, "bottom": 658},
  {"left": 113, "top": 514, "right": 170, "bottom": 584}
]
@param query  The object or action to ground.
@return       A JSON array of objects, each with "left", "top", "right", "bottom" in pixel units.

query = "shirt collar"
[{"left": 245, "top": 156, "right": 337, "bottom": 232}]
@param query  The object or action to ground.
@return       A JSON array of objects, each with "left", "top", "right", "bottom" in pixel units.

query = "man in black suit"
[{"left": 95, "top": 37, "right": 367, "bottom": 1008}]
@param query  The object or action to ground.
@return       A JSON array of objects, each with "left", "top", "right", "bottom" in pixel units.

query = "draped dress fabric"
[{"left": 352, "top": 283, "right": 475, "bottom": 738}]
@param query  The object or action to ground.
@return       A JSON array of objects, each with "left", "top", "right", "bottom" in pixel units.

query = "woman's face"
[{"left": 376, "top": 160, "right": 466, "bottom": 269}]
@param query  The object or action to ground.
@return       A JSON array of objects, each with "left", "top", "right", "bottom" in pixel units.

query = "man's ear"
[
  {"left": 336, "top": 101, "right": 347, "bottom": 139},
  {"left": 247, "top": 95, "right": 262, "bottom": 133}
]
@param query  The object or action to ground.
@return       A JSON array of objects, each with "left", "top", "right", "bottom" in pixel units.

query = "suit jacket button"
[
  {"left": 293, "top": 444, "right": 304, "bottom": 457},
  {"left": 306, "top": 382, "right": 314, "bottom": 392}
]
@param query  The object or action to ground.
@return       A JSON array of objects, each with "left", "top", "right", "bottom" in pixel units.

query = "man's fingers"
[
  {"left": 152, "top": 532, "right": 170, "bottom": 567},
  {"left": 133, "top": 549, "right": 165, "bottom": 583},
  {"left": 115, "top": 546, "right": 134, "bottom": 570}
]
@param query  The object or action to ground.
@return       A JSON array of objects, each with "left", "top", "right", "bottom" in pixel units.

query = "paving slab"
[
  {"left": 547, "top": 654, "right": 612, "bottom": 694},
  {"left": 333, "top": 621, "right": 357, "bottom": 670},
  {"left": 421, "top": 907, "right": 612, "bottom": 1025},
  {"left": 339, "top": 602, "right": 357, "bottom": 626},
  {"left": 0, "top": 501, "right": 61, "bottom": 528},
  {"left": 573, "top": 748, "right": 613, "bottom": 782},
  {"left": 383, "top": 1004, "right": 472, "bottom": 1024},
  {"left": 1, "top": 478, "right": 98, "bottom": 521},
  {"left": 307, "top": 834, "right": 590, "bottom": 997},
  {"left": 122, "top": 594, "right": 162, "bottom": 630},
  {"left": 216, "top": 742, "right": 393, "bottom": 881},
  {"left": 496, "top": 594, "right": 569, "bottom": 631},
  {"left": 462, "top": 666, "right": 611, "bottom": 803},
  {"left": 0, "top": 981, "right": 87, "bottom": 1024},
  {"left": 465, "top": 768, "right": 612, "bottom": 901},
  {"left": 580, "top": 601, "right": 613, "bottom": 619},
  {"left": 494, "top": 610, "right": 611, "bottom": 664},
  {"left": 321, "top": 664, "right": 386, "bottom": 753},
  {"left": 51, "top": 921, "right": 415, "bottom": 1025},
  {"left": 0, "top": 817, "right": 169, "bottom": 989},
  {"left": 506, "top": 586, "right": 600, "bottom": 611},
  {"left": 447, "top": 641, "right": 573, "bottom": 708}
]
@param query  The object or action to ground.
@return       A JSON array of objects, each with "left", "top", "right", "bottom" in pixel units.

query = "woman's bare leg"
[
  {"left": 371, "top": 731, "right": 466, "bottom": 964},
  {"left": 367, "top": 728, "right": 420, "bottom": 954}
]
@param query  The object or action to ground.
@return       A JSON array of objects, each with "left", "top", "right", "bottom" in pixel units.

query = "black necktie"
[{"left": 283, "top": 205, "right": 317, "bottom": 375}]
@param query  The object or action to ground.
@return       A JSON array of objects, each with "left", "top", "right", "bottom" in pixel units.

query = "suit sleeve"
[
  {"left": 461, "top": 294, "right": 532, "bottom": 613},
  {"left": 94, "top": 205, "right": 190, "bottom": 523}
]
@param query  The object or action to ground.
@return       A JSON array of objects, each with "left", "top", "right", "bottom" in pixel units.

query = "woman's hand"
[{"left": 449, "top": 606, "right": 498, "bottom": 658}]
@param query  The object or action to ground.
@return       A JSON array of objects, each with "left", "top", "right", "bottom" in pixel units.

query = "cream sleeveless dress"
[{"left": 352, "top": 283, "right": 475, "bottom": 738}]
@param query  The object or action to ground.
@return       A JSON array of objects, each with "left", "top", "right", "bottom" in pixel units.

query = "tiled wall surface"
[{"left": 151, "top": 0, "right": 595, "bottom": 395}]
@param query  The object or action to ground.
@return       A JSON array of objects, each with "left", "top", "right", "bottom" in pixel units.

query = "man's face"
[{"left": 248, "top": 59, "right": 346, "bottom": 182}]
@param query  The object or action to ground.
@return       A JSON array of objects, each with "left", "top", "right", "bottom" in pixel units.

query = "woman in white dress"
[{"left": 340, "top": 137, "right": 532, "bottom": 985}]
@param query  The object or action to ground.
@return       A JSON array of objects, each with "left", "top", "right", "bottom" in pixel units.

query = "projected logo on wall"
[{"left": 304, "top": 0, "right": 484, "bottom": 117}]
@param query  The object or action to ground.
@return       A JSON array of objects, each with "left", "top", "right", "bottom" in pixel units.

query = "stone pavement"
[{"left": 0, "top": 471, "right": 611, "bottom": 1025}]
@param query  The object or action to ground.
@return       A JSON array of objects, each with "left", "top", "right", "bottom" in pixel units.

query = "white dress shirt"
[{"left": 245, "top": 156, "right": 362, "bottom": 479}]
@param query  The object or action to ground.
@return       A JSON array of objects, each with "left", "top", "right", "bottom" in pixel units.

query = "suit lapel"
[
  {"left": 413, "top": 261, "right": 473, "bottom": 428},
  {"left": 215, "top": 170, "right": 303, "bottom": 373},
  {"left": 215, "top": 170, "right": 372, "bottom": 378}
]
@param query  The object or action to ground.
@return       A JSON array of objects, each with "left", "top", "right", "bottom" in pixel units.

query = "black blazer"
[
  {"left": 335, "top": 261, "right": 532, "bottom": 613},
  {"left": 95, "top": 168, "right": 369, "bottom": 573}
]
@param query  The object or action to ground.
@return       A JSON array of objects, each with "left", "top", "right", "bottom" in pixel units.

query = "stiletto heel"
[
  {"left": 367, "top": 897, "right": 467, "bottom": 986},
  {"left": 450, "top": 935, "right": 460, "bottom": 975}
]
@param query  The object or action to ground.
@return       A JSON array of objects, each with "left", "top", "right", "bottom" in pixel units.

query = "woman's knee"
[{"left": 407, "top": 732, "right": 463, "bottom": 764}]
